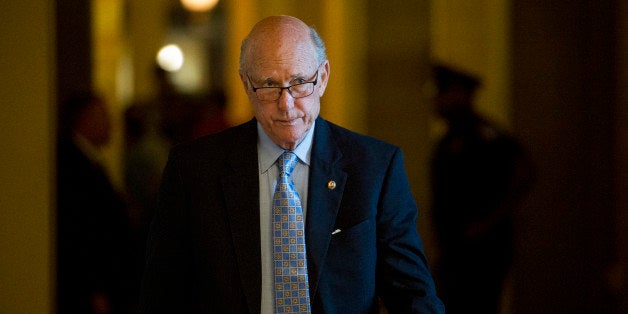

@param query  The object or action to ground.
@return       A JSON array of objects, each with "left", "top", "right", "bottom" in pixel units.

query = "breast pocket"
[
  {"left": 328, "top": 218, "right": 376, "bottom": 265},
  {"left": 324, "top": 218, "right": 377, "bottom": 297}
]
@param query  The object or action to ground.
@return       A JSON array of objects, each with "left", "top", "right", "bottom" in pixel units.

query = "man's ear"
[{"left": 317, "top": 60, "right": 330, "bottom": 97}]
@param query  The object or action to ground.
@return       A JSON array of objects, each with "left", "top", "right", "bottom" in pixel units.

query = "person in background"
[
  {"left": 430, "top": 64, "right": 535, "bottom": 314},
  {"left": 57, "top": 92, "right": 136, "bottom": 314},
  {"left": 140, "top": 15, "right": 444, "bottom": 313}
]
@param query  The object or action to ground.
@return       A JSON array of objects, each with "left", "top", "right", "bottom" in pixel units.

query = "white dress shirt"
[{"left": 257, "top": 121, "right": 314, "bottom": 314}]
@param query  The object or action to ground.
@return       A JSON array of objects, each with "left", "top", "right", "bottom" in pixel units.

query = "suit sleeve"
[{"left": 376, "top": 148, "right": 445, "bottom": 314}]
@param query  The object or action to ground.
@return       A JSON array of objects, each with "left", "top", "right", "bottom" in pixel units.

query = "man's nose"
[{"left": 277, "top": 88, "right": 295, "bottom": 110}]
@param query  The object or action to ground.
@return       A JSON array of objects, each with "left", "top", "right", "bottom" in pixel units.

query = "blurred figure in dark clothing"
[
  {"left": 121, "top": 89, "right": 231, "bottom": 302},
  {"left": 57, "top": 92, "right": 136, "bottom": 314},
  {"left": 430, "top": 65, "right": 535, "bottom": 314},
  {"left": 123, "top": 100, "right": 169, "bottom": 230},
  {"left": 122, "top": 99, "right": 170, "bottom": 299}
]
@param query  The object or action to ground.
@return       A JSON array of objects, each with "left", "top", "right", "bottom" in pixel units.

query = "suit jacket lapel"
[
  {"left": 306, "top": 118, "right": 347, "bottom": 297},
  {"left": 220, "top": 118, "right": 346, "bottom": 310},
  {"left": 222, "top": 119, "right": 262, "bottom": 314}
]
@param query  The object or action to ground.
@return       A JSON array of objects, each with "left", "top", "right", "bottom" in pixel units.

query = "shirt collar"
[{"left": 258, "top": 120, "right": 315, "bottom": 174}]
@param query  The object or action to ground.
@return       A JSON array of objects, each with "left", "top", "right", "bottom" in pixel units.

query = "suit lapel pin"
[
  {"left": 327, "top": 180, "right": 336, "bottom": 190},
  {"left": 331, "top": 229, "right": 341, "bottom": 235}
]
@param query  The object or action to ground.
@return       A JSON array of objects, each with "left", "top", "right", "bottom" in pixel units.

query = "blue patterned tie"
[{"left": 273, "top": 151, "right": 311, "bottom": 313}]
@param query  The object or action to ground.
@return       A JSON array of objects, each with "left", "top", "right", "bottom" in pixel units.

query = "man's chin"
[{"left": 275, "top": 133, "right": 306, "bottom": 150}]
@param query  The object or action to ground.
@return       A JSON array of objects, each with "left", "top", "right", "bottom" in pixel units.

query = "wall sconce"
[
  {"left": 180, "top": 0, "right": 219, "bottom": 12},
  {"left": 156, "top": 44, "right": 184, "bottom": 72}
]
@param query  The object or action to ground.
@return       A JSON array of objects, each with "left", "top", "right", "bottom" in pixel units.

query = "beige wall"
[
  {"left": 0, "top": 1, "right": 54, "bottom": 313},
  {"left": 430, "top": 0, "right": 511, "bottom": 129},
  {"left": 363, "top": 1, "right": 433, "bottom": 255},
  {"left": 1, "top": 1, "right": 623, "bottom": 312}
]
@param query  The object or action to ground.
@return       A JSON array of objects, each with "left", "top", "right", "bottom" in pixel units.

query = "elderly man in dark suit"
[{"left": 140, "top": 15, "right": 443, "bottom": 314}]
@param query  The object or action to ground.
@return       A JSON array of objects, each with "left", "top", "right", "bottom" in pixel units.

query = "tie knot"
[{"left": 278, "top": 151, "right": 298, "bottom": 177}]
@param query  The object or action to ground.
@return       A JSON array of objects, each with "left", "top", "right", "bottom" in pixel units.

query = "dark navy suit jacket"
[{"left": 140, "top": 117, "right": 444, "bottom": 313}]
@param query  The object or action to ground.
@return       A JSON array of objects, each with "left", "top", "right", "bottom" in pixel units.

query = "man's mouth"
[{"left": 276, "top": 117, "right": 300, "bottom": 125}]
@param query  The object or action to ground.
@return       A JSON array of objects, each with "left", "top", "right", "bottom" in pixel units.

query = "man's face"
[
  {"left": 434, "top": 85, "right": 473, "bottom": 121},
  {"left": 240, "top": 20, "right": 329, "bottom": 150}
]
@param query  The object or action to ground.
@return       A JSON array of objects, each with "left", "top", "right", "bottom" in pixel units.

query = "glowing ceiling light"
[
  {"left": 156, "top": 44, "right": 184, "bottom": 72},
  {"left": 180, "top": 0, "right": 219, "bottom": 12}
]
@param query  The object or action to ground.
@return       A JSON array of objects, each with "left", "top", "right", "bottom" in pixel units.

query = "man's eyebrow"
[
  {"left": 259, "top": 74, "right": 307, "bottom": 85},
  {"left": 261, "top": 77, "right": 278, "bottom": 84}
]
